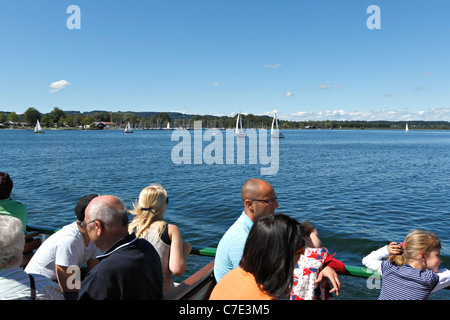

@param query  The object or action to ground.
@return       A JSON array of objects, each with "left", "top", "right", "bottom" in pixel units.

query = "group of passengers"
[
  {"left": 1, "top": 172, "right": 449, "bottom": 300},
  {"left": 1, "top": 172, "right": 188, "bottom": 299}
]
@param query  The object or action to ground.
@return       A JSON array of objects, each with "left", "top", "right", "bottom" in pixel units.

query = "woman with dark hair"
[{"left": 210, "top": 214, "right": 305, "bottom": 300}]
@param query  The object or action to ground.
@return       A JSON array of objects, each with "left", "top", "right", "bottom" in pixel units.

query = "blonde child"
[{"left": 362, "top": 229, "right": 450, "bottom": 300}]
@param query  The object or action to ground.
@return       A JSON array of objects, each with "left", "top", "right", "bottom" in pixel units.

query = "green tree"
[
  {"left": 41, "top": 114, "right": 53, "bottom": 128},
  {"left": 82, "top": 116, "right": 95, "bottom": 127},
  {"left": 74, "top": 115, "right": 84, "bottom": 127},
  {"left": 23, "top": 107, "right": 41, "bottom": 125},
  {"left": 158, "top": 112, "right": 171, "bottom": 124},
  {"left": 50, "top": 107, "right": 66, "bottom": 124},
  {"left": 7, "top": 112, "right": 19, "bottom": 123},
  {"left": 64, "top": 114, "right": 75, "bottom": 127}
]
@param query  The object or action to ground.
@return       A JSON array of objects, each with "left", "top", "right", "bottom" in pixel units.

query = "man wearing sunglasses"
[
  {"left": 214, "top": 178, "right": 279, "bottom": 283},
  {"left": 214, "top": 178, "right": 341, "bottom": 295}
]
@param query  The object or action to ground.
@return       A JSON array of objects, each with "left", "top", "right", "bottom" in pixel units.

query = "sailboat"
[
  {"left": 34, "top": 120, "right": 43, "bottom": 133},
  {"left": 271, "top": 113, "right": 284, "bottom": 138},
  {"left": 124, "top": 122, "right": 133, "bottom": 133},
  {"left": 405, "top": 122, "right": 409, "bottom": 133},
  {"left": 235, "top": 113, "right": 246, "bottom": 137}
]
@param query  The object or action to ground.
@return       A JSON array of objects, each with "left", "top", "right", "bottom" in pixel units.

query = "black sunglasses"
[{"left": 141, "top": 197, "right": 169, "bottom": 211}]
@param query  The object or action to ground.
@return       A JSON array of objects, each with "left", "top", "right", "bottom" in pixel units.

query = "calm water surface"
[{"left": 1, "top": 128, "right": 449, "bottom": 299}]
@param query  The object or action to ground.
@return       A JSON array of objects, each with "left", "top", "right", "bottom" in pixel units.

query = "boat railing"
[
  {"left": 190, "top": 245, "right": 449, "bottom": 290},
  {"left": 25, "top": 225, "right": 449, "bottom": 291},
  {"left": 191, "top": 245, "right": 381, "bottom": 279}
]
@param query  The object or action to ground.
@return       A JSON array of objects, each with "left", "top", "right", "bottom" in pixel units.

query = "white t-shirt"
[{"left": 25, "top": 222, "right": 101, "bottom": 281}]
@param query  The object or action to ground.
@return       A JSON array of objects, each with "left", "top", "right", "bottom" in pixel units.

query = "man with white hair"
[
  {"left": 78, "top": 195, "right": 163, "bottom": 300},
  {"left": 0, "top": 215, "right": 63, "bottom": 300}
]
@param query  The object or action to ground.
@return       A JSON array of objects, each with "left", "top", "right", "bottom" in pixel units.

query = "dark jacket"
[{"left": 78, "top": 233, "right": 163, "bottom": 300}]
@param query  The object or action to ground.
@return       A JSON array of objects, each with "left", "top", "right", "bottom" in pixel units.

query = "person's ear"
[
  {"left": 244, "top": 198, "right": 254, "bottom": 212},
  {"left": 94, "top": 220, "right": 104, "bottom": 236}
]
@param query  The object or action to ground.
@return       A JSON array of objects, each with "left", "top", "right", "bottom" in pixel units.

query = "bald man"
[
  {"left": 78, "top": 195, "right": 163, "bottom": 300},
  {"left": 214, "top": 179, "right": 279, "bottom": 282}
]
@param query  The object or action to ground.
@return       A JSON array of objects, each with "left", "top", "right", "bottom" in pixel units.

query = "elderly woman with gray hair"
[{"left": 0, "top": 215, "right": 63, "bottom": 300}]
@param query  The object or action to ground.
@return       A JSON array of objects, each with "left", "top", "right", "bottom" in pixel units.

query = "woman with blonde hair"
[
  {"left": 362, "top": 229, "right": 450, "bottom": 299},
  {"left": 128, "top": 184, "right": 191, "bottom": 295}
]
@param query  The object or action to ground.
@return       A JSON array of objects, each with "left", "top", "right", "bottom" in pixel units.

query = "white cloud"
[
  {"left": 317, "top": 84, "right": 342, "bottom": 90},
  {"left": 318, "top": 84, "right": 333, "bottom": 89},
  {"left": 264, "top": 63, "right": 282, "bottom": 68},
  {"left": 210, "top": 82, "right": 226, "bottom": 86},
  {"left": 264, "top": 109, "right": 280, "bottom": 116},
  {"left": 284, "top": 91, "right": 293, "bottom": 97},
  {"left": 49, "top": 80, "right": 71, "bottom": 93},
  {"left": 285, "top": 107, "right": 450, "bottom": 121},
  {"left": 422, "top": 71, "right": 433, "bottom": 76}
]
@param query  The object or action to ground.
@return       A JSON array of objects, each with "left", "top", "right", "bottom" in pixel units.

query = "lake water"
[{"left": 1, "top": 128, "right": 449, "bottom": 300}]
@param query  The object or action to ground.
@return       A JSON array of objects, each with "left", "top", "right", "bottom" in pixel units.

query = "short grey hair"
[
  {"left": 0, "top": 216, "right": 25, "bottom": 268},
  {"left": 88, "top": 199, "right": 128, "bottom": 228}
]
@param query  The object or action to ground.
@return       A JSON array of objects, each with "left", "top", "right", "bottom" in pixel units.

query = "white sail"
[
  {"left": 125, "top": 122, "right": 133, "bottom": 133},
  {"left": 34, "top": 120, "right": 43, "bottom": 133},
  {"left": 235, "top": 113, "right": 246, "bottom": 137},
  {"left": 271, "top": 113, "right": 284, "bottom": 138},
  {"left": 405, "top": 122, "right": 409, "bottom": 133}
]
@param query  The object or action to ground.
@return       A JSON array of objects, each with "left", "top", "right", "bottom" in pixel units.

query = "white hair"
[
  {"left": 0, "top": 215, "right": 25, "bottom": 268},
  {"left": 88, "top": 199, "right": 128, "bottom": 228}
]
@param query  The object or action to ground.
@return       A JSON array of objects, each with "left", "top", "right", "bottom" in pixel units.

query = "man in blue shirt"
[
  {"left": 214, "top": 178, "right": 279, "bottom": 282},
  {"left": 78, "top": 195, "right": 162, "bottom": 300}
]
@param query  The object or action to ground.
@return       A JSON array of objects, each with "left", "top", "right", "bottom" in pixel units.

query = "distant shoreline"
[
  {"left": 2, "top": 127, "right": 449, "bottom": 131},
  {"left": 2, "top": 108, "right": 450, "bottom": 130}
]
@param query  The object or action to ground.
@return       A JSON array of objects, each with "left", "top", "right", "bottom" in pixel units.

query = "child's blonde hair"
[
  {"left": 128, "top": 184, "right": 168, "bottom": 238},
  {"left": 388, "top": 229, "right": 441, "bottom": 266}
]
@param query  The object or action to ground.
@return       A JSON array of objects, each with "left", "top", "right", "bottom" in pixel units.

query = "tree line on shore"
[{"left": 1, "top": 107, "right": 449, "bottom": 130}]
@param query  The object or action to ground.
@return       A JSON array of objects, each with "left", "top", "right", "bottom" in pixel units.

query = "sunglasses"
[
  {"left": 249, "top": 197, "right": 277, "bottom": 205},
  {"left": 80, "top": 219, "right": 105, "bottom": 230},
  {"left": 141, "top": 197, "right": 169, "bottom": 211}
]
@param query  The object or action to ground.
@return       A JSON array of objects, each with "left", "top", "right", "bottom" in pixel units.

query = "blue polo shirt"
[{"left": 214, "top": 211, "right": 254, "bottom": 282}]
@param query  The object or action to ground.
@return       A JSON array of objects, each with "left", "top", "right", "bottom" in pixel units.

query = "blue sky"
[{"left": 1, "top": 0, "right": 449, "bottom": 121}]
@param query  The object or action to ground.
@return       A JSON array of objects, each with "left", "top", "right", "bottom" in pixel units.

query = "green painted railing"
[
  {"left": 191, "top": 245, "right": 381, "bottom": 279},
  {"left": 27, "top": 224, "right": 60, "bottom": 235},
  {"left": 27, "top": 225, "right": 448, "bottom": 290}
]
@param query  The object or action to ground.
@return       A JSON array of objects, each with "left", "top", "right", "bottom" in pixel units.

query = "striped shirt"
[
  {"left": 214, "top": 212, "right": 253, "bottom": 282},
  {"left": 378, "top": 260, "right": 438, "bottom": 300},
  {"left": 0, "top": 266, "right": 64, "bottom": 300}
]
